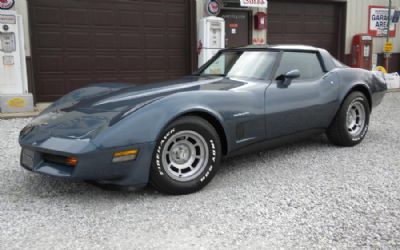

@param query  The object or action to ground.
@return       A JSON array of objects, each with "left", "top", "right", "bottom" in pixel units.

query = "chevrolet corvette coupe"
[{"left": 19, "top": 45, "right": 387, "bottom": 194}]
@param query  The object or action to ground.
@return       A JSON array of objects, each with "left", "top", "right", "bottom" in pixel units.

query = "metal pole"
[
  {"left": 387, "top": 0, "right": 392, "bottom": 42},
  {"left": 384, "top": 0, "right": 392, "bottom": 71}
]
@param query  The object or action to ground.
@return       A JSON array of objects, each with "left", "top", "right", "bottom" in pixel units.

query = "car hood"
[
  {"left": 20, "top": 76, "right": 245, "bottom": 144},
  {"left": 45, "top": 76, "right": 243, "bottom": 113}
]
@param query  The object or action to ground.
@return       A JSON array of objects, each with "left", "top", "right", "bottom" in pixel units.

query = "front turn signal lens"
[
  {"left": 113, "top": 149, "right": 138, "bottom": 163},
  {"left": 65, "top": 157, "right": 78, "bottom": 167}
]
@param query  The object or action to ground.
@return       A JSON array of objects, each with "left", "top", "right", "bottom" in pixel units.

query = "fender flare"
[{"left": 339, "top": 81, "right": 372, "bottom": 110}]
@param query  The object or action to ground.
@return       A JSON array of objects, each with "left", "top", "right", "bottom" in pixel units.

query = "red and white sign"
[
  {"left": 240, "top": 0, "right": 268, "bottom": 8},
  {"left": 0, "top": 0, "right": 15, "bottom": 10},
  {"left": 368, "top": 5, "right": 396, "bottom": 37},
  {"left": 206, "top": 0, "right": 221, "bottom": 16}
]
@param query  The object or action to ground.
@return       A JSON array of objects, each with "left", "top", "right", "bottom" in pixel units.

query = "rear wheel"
[
  {"left": 327, "top": 91, "right": 370, "bottom": 147},
  {"left": 150, "top": 116, "right": 221, "bottom": 195}
]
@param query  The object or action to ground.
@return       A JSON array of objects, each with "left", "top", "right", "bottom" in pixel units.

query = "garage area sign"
[
  {"left": 240, "top": 0, "right": 268, "bottom": 8},
  {"left": 368, "top": 6, "right": 396, "bottom": 37}
]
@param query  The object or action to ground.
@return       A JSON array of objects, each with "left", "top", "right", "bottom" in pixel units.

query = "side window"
[{"left": 275, "top": 52, "right": 325, "bottom": 80}]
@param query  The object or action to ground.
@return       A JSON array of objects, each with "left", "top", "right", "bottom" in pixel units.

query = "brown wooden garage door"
[
  {"left": 29, "top": 0, "right": 192, "bottom": 102},
  {"left": 268, "top": 0, "right": 342, "bottom": 58}
]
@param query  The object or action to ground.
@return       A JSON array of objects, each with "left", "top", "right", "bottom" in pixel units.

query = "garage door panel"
[
  {"left": 92, "top": 10, "right": 117, "bottom": 27},
  {"left": 268, "top": 0, "right": 340, "bottom": 57},
  {"left": 65, "top": 56, "right": 90, "bottom": 72},
  {"left": 120, "top": 56, "right": 144, "bottom": 71},
  {"left": 94, "top": 33, "right": 117, "bottom": 50},
  {"left": 64, "top": 8, "right": 89, "bottom": 25},
  {"left": 37, "top": 78, "right": 66, "bottom": 96},
  {"left": 64, "top": 32, "right": 91, "bottom": 49},
  {"left": 169, "top": 56, "right": 186, "bottom": 69},
  {"left": 322, "top": 22, "right": 337, "bottom": 34},
  {"left": 30, "top": 0, "right": 191, "bottom": 101},
  {"left": 146, "top": 56, "right": 167, "bottom": 70},
  {"left": 304, "top": 22, "right": 322, "bottom": 34},
  {"left": 94, "top": 56, "right": 118, "bottom": 72},
  {"left": 145, "top": 34, "right": 166, "bottom": 49},
  {"left": 268, "top": 21, "right": 284, "bottom": 34},
  {"left": 286, "top": 4, "right": 304, "bottom": 16},
  {"left": 119, "top": 11, "right": 142, "bottom": 27},
  {"left": 34, "top": 7, "right": 61, "bottom": 25},
  {"left": 37, "top": 55, "right": 64, "bottom": 73},
  {"left": 286, "top": 22, "right": 305, "bottom": 33},
  {"left": 36, "top": 32, "right": 63, "bottom": 49},
  {"left": 168, "top": 34, "right": 186, "bottom": 49},
  {"left": 305, "top": 5, "right": 324, "bottom": 16},
  {"left": 146, "top": 72, "right": 168, "bottom": 81},
  {"left": 67, "top": 78, "right": 91, "bottom": 93},
  {"left": 144, "top": 12, "right": 167, "bottom": 28},
  {"left": 168, "top": 13, "right": 186, "bottom": 27},
  {"left": 119, "top": 34, "right": 144, "bottom": 50}
]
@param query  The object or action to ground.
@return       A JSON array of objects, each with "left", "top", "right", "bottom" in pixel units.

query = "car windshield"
[{"left": 200, "top": 51, "right": 278, "bottom": 80}]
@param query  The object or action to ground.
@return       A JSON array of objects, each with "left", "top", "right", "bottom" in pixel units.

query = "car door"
[{"left": 265, "top": 51, "right": 339, "bottom": 139}]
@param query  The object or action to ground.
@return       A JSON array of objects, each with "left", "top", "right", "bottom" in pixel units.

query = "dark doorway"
[{"left": 219, "top": 9, "right": 252, "bottom": 48}]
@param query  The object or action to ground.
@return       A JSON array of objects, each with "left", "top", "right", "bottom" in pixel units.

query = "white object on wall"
[
  {"left": 0, "top": 10, "right": 28, "bottom": 95},
  {"left": 198, "top": 16, "right": 225, "bottom": 67},
  {"left": 0, "top": 10, "right": 33, "bottom": 113},
  {"left": 385, "top": 72, "right": 400, "bottom": 89}
]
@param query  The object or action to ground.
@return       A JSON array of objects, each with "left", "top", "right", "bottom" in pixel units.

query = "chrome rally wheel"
[
  {"left": 161, "top": 131, "right": 209, "bottom": 182},
  {"left": 346, "top": 100, "right": 366, "bottom": 137},
  {"left": 150, "top": 116, "right": 221, "bottom": 195}
]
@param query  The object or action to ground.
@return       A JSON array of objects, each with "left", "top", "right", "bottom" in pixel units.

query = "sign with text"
[
  {"left": 368, "top": 6, "right": 396, "bottom": 37},
  {"left": 240, "top": 0, "right": 268, "bottom": 8},
  {"left": 393, "top": 9, "right": 400, "bottom": 23},
  {"left": 384, "top": 41, "right": 393, "bottom": 52}
]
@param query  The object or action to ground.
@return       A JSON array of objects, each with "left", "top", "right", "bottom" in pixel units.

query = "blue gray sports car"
[{"left": 19, "top": 45, "right": 387, "bottom": 194}]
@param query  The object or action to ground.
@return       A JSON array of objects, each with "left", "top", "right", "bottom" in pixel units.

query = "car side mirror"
[{"left": 277, "top": 69, "right": 301, "bottom": 87}]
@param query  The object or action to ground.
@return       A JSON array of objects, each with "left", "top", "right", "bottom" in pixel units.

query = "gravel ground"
[{"left": 1, "top": 93, "right": 400, "bottom": 249}]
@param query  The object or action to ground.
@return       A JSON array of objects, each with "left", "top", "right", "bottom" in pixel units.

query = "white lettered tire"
[
  {"left": 327, "top": 91, "right": 370, "bottom": 147},
  {"left": 150, "top": 116, "right": 221, "bottom": 195}
]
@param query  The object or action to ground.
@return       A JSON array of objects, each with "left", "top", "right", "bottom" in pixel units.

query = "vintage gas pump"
[
  {"left": 198, "top": 16, "right": 225, "bottom": 67},
  {"left": 350, "top": 34, "right": 373, "bottom": 70},
  {"left": 0, "top": 10, "right": 33, "bottom": 113}
]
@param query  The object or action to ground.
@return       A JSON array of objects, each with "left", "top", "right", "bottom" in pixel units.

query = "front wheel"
[
  {"left": 150, "top": 116, "right": 221, "bottom": 195},
  {"left": 327, "top": 91, "right": 370, "bottom": 147}
]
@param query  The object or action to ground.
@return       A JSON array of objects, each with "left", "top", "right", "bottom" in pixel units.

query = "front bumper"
[{"left": 20, "top": 137, "right": 156, "bottom": 187}]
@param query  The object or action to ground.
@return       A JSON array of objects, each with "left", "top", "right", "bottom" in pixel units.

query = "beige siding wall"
[
  {"left": 14, "top": 0, "right": 30, "bottom": 56},
  {"left": 11, "top": 0, "right": 400, "bottom": 57},
  {"left": 346, "top": 0, "right": 400, "bottom": 54}
]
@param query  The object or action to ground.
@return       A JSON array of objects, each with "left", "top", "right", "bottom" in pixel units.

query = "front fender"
[
  {"left": 91, "top": 87, "right": 265, "bottom": 154},
  {"left": 91, "top": 92, "right": 228, "bottom": 150}
]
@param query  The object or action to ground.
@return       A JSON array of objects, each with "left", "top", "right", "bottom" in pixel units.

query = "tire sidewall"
[{"left": 151, "top": 117, "right": 221, "bottom": 193}]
